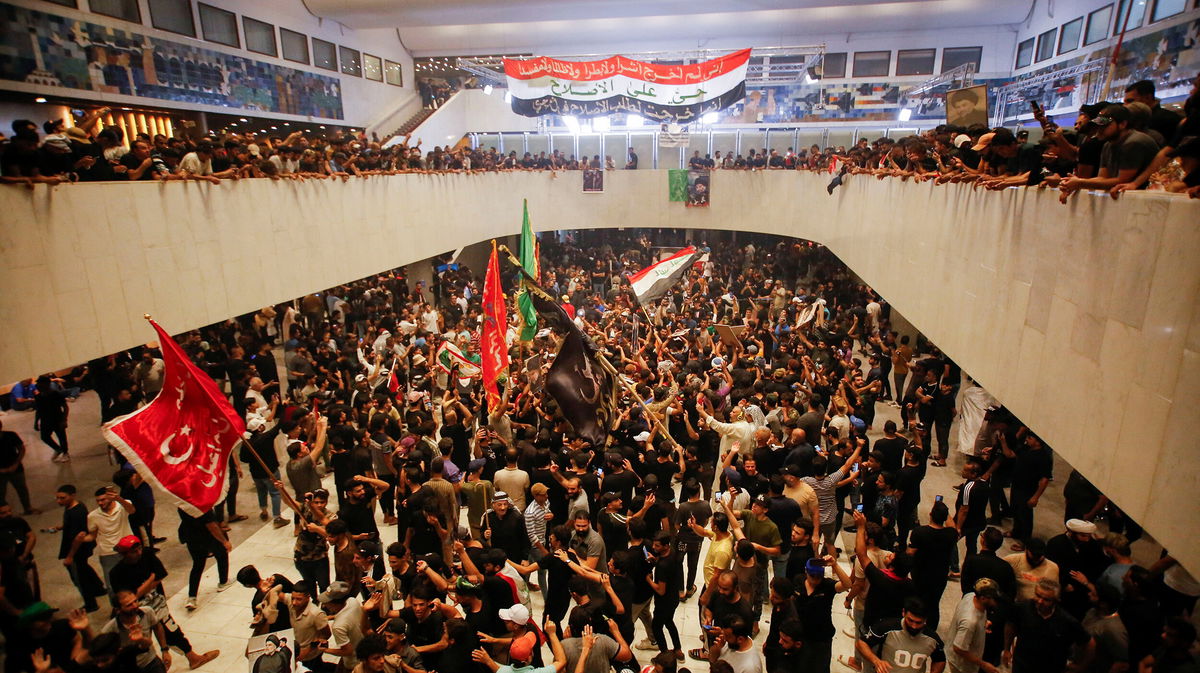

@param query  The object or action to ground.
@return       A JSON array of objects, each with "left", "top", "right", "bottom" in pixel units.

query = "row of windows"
[
  {"left": 1015, "top": 0, "right": 1193, "bottom": 69},
  {"left": 818, "top": 46, "right": 982, "bottom": 79},
  {"left": 44, "top": 0, "right": 405, "bottom": 86}
]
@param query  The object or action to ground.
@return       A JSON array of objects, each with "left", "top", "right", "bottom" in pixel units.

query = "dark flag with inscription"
[{"left": 528, "top": 291, "right": 618, "bottom": 446}]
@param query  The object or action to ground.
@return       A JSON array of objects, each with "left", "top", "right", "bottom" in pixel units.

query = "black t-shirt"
[
  {"left": 442, "top": 423, "right": 471, "bottom": 468},
  {"left": 1011, "top": 603, "right": 1089, "bottom": 672},
  {"left": 177, "top": 508, "right": 218, "bottom": 546},
  {"left": 338, "top": 495, "right": 379, "bottom": 539},
  {"left": 0, "top": 432, "right": 22, "bottom": 470},
  {"left": 955, "top": 479, "right": 990, "bottom": 529},
  {"left": 908, "top": 525, "right": 958, "bottom": 590},
  {"left": 863, "top": 562, "right": 915, "bottom": 626},
  {"left": 651, "top": 551, "right": 683, "bottom": 597},
  {"left": 1011, "top": 447, "right": 1053, "bottom": 493},
  {"left": 793, "top": 576, "right": 838, "bottom": 640},
  {"left": 602, "top": 470, "right": 640, "bottom": 504},
  {"left": 873, "top": 437, "right": 907, "bottom": 473},
  {"left": 109, "top": 548, "right": 169, "bottom": 594}
]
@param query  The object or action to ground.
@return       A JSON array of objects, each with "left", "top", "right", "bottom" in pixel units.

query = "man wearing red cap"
[
  {"left": 472, "top": 614, "right": 567, "bottom": 673},
  {"left": 109, "top": 535, "right": 220, "bottom": 668}
]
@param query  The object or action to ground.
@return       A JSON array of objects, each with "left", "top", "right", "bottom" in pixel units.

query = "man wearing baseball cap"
[
  {"left": 472, "top": 610, "right": 568, "bottom": 673},
  {"left": 318, "top": 580, "right": 365, "bottom": 670},
  {"left": 109, "top": 535, "right": 221, "bottom": 668},
  {"left": 1060, "top": 103, "right": 1160, "bottom": 200}
]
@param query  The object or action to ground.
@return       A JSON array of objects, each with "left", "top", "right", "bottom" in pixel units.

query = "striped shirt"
[
  {"left": 803, "top": 466, "right": 848, "bottom": 525},
  {"left": 525, "top": 499, "right": 550, "bottom": 550}
]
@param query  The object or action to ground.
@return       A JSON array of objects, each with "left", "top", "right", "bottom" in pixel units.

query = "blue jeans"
[
  {"left": 771, "top": 551, "right": 791, "bottom": 585},
  {"left": 253, "top": 472, "right": 282, "bottom": 517}
]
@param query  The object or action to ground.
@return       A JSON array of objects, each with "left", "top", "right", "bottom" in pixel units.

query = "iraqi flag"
[
  {"left": 102, "top": 319, "right": 245, "bottom": 516},
  {"left": 504, "top": 49, "right": 750, "bottom": 123},
  {"left": 628, "top": 247, "right": 701, "bottom": 308}
]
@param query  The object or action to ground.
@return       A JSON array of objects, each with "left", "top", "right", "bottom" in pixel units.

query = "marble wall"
[{"left": 2, "top": 172, "right": 1197, "bottom": 572}]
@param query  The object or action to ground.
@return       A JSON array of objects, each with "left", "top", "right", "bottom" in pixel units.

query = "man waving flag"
[
  {"left": 102, "top": 318, "right": 245, "bottom": 515},
  {"left": 516, "top": 200, "right": 540, "bottom": 341},
  {"left": 628, "top": 246, "right": 701, "bottom": 308}
]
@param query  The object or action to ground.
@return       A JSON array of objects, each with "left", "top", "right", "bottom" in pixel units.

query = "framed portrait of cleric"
[
  {"left": 246, "top": 630, "right": 295, "bottom": 672},
  {"left": 583, "top": 168, "right": 604, "bottom": 193},
  {"left": 686, "top": 169, "right": 710, "bottom": 207},
  {"left": 945, "top": 85, "right": 989, "bottom": 127}
]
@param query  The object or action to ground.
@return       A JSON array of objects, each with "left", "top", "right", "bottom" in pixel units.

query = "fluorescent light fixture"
[
  {"left": 898, "top": 108, "right": 912, "bottom": 121},
  {"left": 35, "top": 97, "right": 47, "bottom": 103},
  {"left": 626, "top": 114, "right": 643, "bottom": 128},
  {"left": 593, "top": 117, "right": 610, "bottom": 132},
  {"left": 240, "top": 118, "right": 248, "bottom": 122},
  {"left": 702, "top": 112, "right": 719, "bottom": 124},
  {"left": 483, "top": 84, "right": 493, "bottom": 95}
]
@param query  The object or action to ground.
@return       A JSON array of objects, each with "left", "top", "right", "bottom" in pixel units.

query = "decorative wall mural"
[{"left": 0, "top": 2, "right": 344, "bottom": 119}]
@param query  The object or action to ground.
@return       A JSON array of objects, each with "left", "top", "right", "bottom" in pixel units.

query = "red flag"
[
  {"left": 387, "top": 365, "right": 401, "bottom": 394},
  {"left": 481, "top": 241, "right": 510, "bottom": 408},
  {"left": 102, "top": 319, "right": 245, "bottom": 516}
]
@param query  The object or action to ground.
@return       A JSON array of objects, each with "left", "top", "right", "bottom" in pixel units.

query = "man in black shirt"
[
  {"left": 647, "top": 531, "right": 684, "bottom": 659},
  {"left": 955, "top": 460, "right": 991, "bottom": 558},
  {"left": 1007, "top": 433, "right": 1052, "bottom": 549},
  {"left": 340, "top": 474, "right": 389, "bottom": 579},
  {"left": 55, "top": 484, "right": 105, "bottom": 612},
  {"left": 907, "top": 501, "right": 958, "bottom": 631},
  {"left": 872, "top": 421, "right": 907, "bottom": 473},
  {"left": 0, "top": 420, "right": 35, "bottom": 515},
  {"left": 1005, "top": 578, "right": 1090, "bottom": 673},
  {"left": 853, "top": 510, "right": 915, "bottom": 627}
]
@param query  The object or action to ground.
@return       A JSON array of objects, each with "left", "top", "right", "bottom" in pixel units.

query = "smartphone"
[
  {"left": 1029, "top": 100, "right": 1042, "bottom": 113},
  {"left": 935, "top": 495, "right": 944, "bottom": 504},
  {"left": 855, "top": 504, "right": 865, "bottom": 513},
  {"left": 852, "top": 462, "right": 860, "bottom": 472}
]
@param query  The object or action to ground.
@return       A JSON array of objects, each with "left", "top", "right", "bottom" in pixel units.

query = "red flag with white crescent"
[
  {"left": 481, "top": 241, "right": 510, "bottom": 409},
  {"left": 102, "top": 319, "right": 245, "bottom": 516}
]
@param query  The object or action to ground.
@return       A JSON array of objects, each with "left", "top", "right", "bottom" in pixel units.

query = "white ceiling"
[{"left": 304, "top": 0, "right": 1032, "bottom": 56}]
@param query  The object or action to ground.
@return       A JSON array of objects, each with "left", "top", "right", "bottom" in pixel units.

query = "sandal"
[{"left": 687, "top": 649, "right": 708, "bottom": 661}]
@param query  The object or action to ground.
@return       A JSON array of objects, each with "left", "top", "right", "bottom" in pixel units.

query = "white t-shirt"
[
  {"left": 88, "top": 505, "right": 133, "bottom": 554},
  {"left": 329, "top": 598, "right": 364, "bottom": 668},
  {"left": 718, "top": 644, "right": 763, "bottom": 673},
  {"left": 179, "top": 152, "right": 213, "bottom": 175},
  {"left": 946, "top": 594, "right": 987, "bottom": 673},
  {"left": 421, "top": 310, "right": 440, "bottom": 333}
]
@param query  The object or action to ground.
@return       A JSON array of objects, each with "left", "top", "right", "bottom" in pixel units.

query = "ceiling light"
[
  {"left": 898, "top": 108, "right": 912, "bottom": 122},
  {"left": 319, "top": 125, "right": 325, "bottom": 129},
  {"left": 563, "top": 115, "right": 580, "bottom": 134},
  {"left": 483, "top": 84, "right": 493, "bottom": 95},
  {"left": 240, "top": 118, "right": 248, "bottom": 122},
  {"left": 626, "top": 114, "right": 643, "bottom": 128},
  {"left": 593, "top": 117, "right": 610, "bottom": 132},
  {"left": 270, "top": 126, "right": 277, "bottom": 129},
  {"left": 702, "top": 112, "right": 718, "bottom": 124},
  {"left": 35, "top": 97, "right": 47, "bottom": 103}
]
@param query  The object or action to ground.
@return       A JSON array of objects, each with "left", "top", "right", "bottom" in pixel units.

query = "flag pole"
[{"left": 497, "top": 245, "right": 682, "bottom": 452}]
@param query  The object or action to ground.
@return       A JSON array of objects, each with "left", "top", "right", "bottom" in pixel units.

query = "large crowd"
[
  {"left": 2, "top": 75, "right": 1196, "bottom": 199},
  {"left": 2, "top": 230, "right": 1198, "bottom": 673}
]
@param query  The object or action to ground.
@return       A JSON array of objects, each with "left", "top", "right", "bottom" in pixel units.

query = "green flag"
[
  {"left": 517, "top": 200, "right": 539, "bottom": 341},
  {"left": 668, "top": 169, "right": 689, "bottom": 202}
]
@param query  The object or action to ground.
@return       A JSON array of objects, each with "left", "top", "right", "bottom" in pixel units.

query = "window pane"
[
  {"left": 313, "top": 38, "right": 337, "bottom": 71},
  {"left": 243, "top": 17, "right": 276, "bottom": 56},
  {"left": 1058, "top": 17, "right": 1083, "bottom": 54},
  {"left": 852, "top": 51, "right": 890, "bottom": 77},
  {"left": 1151, "top": 0, "right": 1186, "bottom": 20},
  {"left": 896, "top": 49, "right": 935, "bottom": 76},
  {"left": 822, "top": 53, "right": 847, "bottom": 79},
  {"left": 198, "top": 3, "right": 238, "bottom": 47},
  {"left": 364, "top": 54, "right": 382, "bottom": 81},
  {"left": 148, "top": 0, "right": 194, "bottom": 35},
  {"left": 1015, "top": 38, "right": 1035, "bottom": 68},
  {"left": 1036, "top": 29, "right": 1057, "bottom": 62},
  {"left": 280, "top": 28, "right": 309, "bottom": 64},
  {"left": 1085, "top": 4, "right": 1113, "bottom": 44},
  {"left": 339, "top": 46, "right": 362, "bottom": 77},
  {"left": 384, "top": 60, "right": 403, "bottom": 86},
  {"left": 1114, "top": 0, "right": 1147, "bottom": 31},
  {"left": 90, "top": 0, "right": 140, "bottom": 22},
  {"left": 941, "top": 47, "right": 982, "bottom": 73}
]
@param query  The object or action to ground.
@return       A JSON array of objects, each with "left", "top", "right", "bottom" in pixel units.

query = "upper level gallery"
[{"left": 1, "top": 170, "right": 1198, "bottom": 572}]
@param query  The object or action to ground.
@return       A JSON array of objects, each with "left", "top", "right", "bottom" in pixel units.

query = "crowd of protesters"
[
  {"left": 3, "top": 75, "right": 1196, "bottom": 200},
  {"left": 3, "top": 229, "right": 1198, "bottom": 673}
]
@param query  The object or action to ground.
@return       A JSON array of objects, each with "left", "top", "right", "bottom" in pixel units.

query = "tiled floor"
[{"left": 1, "top": 385, "right": 1171, "bottom": 671}]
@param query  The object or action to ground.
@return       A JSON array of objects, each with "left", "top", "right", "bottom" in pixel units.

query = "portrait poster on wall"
[
  {"left": 945, "top": 84, "right": 989, "bottom": 127},
  {"left": 247, "top": 630, "right": 296, "bottom": 672},
  {"left": 583, "top": 168, "right": 604, "bottom": 193},
  {"left": 687, "top": 169, "right": 711, "bottom": 207}
]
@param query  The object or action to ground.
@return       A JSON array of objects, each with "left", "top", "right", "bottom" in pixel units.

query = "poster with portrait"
[
  {"left": 582, "top": 168, "right": 604, "bottom": 193},
  {"left": 687, "top": 169, "right": 711, "bottom": 207},
  {"left": 247, "top": 630, "right": 296, "bottom": 673},
  {"left": 945, "top": 85, "right": 989, "bottom": 127}
]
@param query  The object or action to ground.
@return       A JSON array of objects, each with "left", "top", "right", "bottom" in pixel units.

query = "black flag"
[{"left": 528, "top": 292, "right": 618, "bottom": 447}]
